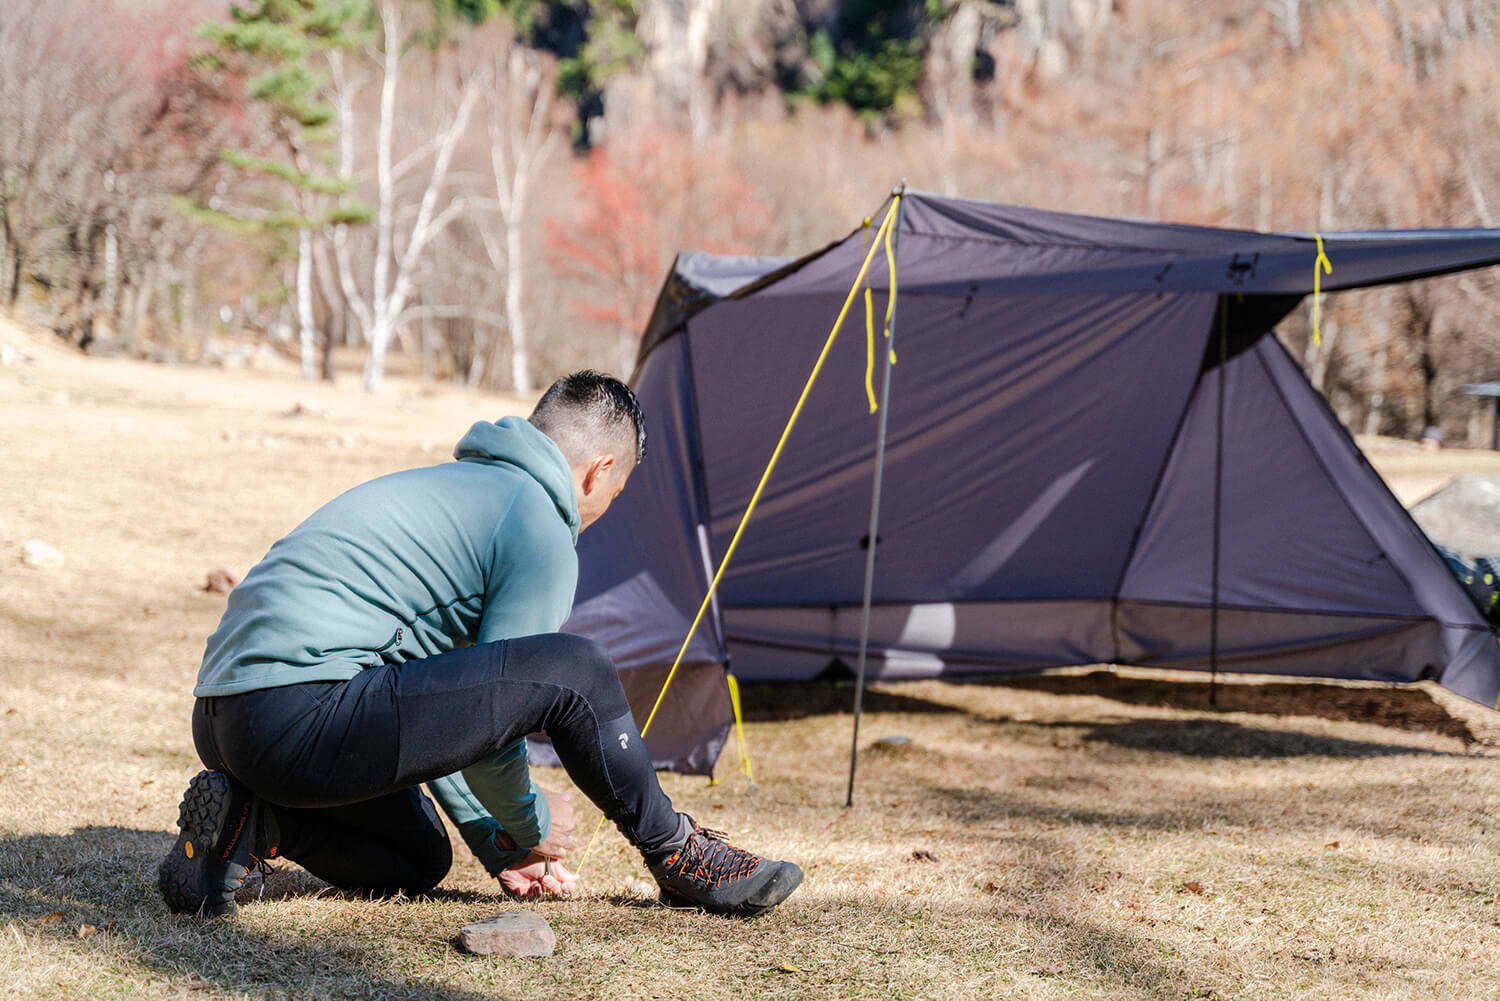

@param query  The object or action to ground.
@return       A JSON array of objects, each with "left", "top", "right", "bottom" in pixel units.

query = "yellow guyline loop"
[
  {"left": 1311, "top": 233, "right": 1333, "bottom": 347},
  {"left": 864, "top": 288, "right": 878, "bottom": 413},
  {"left": 575, "top": 196, "right": 904, "bottom": 876},
  {"left": 884, "top": 209, "right": 899, "bottom": 365}
]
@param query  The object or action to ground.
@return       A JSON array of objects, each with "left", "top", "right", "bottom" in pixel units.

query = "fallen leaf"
[
  {"left": 37, "top": 912, "right": 63, "bottom": 926},
  {"left": 186, "top": 977, "right": 212, "bottom": 991},
  {"left": 912, "top": 849, "right": 938, "bottom": 862},
  {"left": 1324, "top": 841, "right": 1341, "bottom": 850},
  {"left": 777, "top": 962, "right": 802, "bottom": 973},
  {"left": 1182, "top": 881, "right": 1204, "bottom": 895},
  {"left": 981, "top": 881, "right": 1000, "bottom": 894},
  {"left": 77, "top": 924, "right": 97, "bottom": 939}
]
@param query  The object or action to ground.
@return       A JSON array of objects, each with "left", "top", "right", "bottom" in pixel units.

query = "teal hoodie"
[{"left": 195, "top": 417, "right": 581, "bottom": 872}]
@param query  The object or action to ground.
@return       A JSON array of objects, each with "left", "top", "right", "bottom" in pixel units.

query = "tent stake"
[{"left": 846, "top": 186, "right": 907, "bottom": 808}]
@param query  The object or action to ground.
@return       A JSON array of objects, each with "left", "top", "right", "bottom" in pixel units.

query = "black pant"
[{"left": 192, "top": 633, "right": 681, "bottom": 894}]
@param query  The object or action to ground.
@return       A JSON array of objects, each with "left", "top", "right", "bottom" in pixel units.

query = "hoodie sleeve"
[{"left": 428, "top": 490, "right": 579, "bottom": 869}]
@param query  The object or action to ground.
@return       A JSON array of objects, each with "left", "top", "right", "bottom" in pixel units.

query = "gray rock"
[
  {"left": 1410, "top": 475, "right": 1500, "bottom": 559},
  {"left": 458, "top": 911, "right": 555, "bottom": 958}
]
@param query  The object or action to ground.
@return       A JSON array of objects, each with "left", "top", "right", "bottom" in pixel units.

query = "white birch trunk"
[
  {"left": 330, "top": 5, "right": 481, "bottom": 393},
  {"left": 297, "top": 227, "right": 316, "bottom": 381},
  {"left": 484, "top": 48, "right": 558, "bottom": 395}
]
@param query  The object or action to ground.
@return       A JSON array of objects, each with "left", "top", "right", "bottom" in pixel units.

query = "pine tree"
[{"left": 187, "top": 0, "right": 372, "bottom": 380}]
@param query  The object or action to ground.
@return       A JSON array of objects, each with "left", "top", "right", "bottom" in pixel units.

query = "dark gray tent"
[{"left": 558, "top": 190, "right": 1500, "bottom": 775}]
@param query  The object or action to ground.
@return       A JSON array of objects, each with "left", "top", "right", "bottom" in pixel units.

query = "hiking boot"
[
  {"left": 157, "top": 770, "right": 278, "bottom": 918},
  {"left": 646, "top": 817, "right": 803, "bottom": 918}
]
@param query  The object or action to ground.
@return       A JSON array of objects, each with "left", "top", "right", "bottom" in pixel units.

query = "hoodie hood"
[{"left": 454, "top": 417, "right": 580, "bottom": 541}]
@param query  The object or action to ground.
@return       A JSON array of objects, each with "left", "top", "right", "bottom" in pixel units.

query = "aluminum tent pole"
[{"left": 846, "top": 185, "right": 907, "bottom": 808}]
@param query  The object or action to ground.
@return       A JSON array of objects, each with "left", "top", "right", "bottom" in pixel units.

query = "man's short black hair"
[{"left": 529, "top": 370, "right": 646, "bottom": 466}]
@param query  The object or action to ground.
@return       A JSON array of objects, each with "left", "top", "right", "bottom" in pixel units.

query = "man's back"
[{"left": 195, "top": 418, "right": 580, "bottom": 697}]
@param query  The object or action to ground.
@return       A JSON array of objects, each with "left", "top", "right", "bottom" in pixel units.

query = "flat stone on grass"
[{"left": 458, "top": 911, "right": 555, "bottom": 958}]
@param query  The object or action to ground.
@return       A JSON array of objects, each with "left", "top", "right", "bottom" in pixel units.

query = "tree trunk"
[
  {"left": 505, "top": 207, "right": 532, "bottom": 394},
  {"left": 321, "top": 304, "right": 339, "bottom": 382},
  {"left": 297, "top": 228, "right": 317, "bottom": 381},
  {"left": 1364, "top": 340, "right": 1387, "bottom": 437},
  {"left": 128, "top": 261, "right": 156, "bottom": 354},
  {"left": 103, "top": 223, "right": 119, "bottom": 318},
  {"left": 363, "top": 312, "right": 393, "bottom": 391},
  {"left": 8, "top": 245, "right": 22, "bottom": 305},
  {"left": 180, "top": 264, "right": 196, "bottom": 348}
]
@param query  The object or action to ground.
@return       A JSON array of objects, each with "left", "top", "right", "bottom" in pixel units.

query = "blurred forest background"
[{"left": 4, "top": 0, "right": 1500, "bottom": 440}]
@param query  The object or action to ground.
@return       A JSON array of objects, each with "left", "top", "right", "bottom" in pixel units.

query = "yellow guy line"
[
  {"left": 884, "top": 203, "right": 899, "bottom": 365},
  {"left": 862, "top": 217, "right": 903, "bottom": 410},
  {"left": 574, "top": 195, "right": 904, "bottom": 874},
  {"left": 1311, "top": 234, "right": 1332, "bottom": 346},
  {"left": 726, "top": 673, "right": 754, "bottom": 783}
]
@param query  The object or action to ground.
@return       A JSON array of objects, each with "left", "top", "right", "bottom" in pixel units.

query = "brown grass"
[{"left": 2, "top": 317, "right": 1499, "bottom": 1001}]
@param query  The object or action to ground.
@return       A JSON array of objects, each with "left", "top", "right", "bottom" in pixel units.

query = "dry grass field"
[{"left": 2, "top": 317, "right": 1500, "bottom": 1001}]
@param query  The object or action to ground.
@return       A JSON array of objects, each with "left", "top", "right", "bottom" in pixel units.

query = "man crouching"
[{"left": 158, "top": 371, "right": 801, "bottom": 919}]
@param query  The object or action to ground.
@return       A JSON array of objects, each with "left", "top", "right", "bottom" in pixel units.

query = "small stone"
[
  {"left": 624, "top": 877, "right": 655, "bottom": 898},
  {"left": 458, "top": 911, "right": 555, "bottom": 958},
  {"left": 203, "top": 568, "right": 240, "bottom": 594},
  {"left": 283, "top": 399, "right": 326, "bottom": 418},
  {"left": 21, "top": 540, "right": 64, "bottom": 570}
]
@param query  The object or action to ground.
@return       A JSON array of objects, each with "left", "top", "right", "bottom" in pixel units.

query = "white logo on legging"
[{"left": 618, "top": 733, "right": 629, "bottom": 750}]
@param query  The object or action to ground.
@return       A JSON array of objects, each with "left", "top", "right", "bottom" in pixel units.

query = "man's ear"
[{"left": 581, "top": 453, "right": 616, "bottom": 496}]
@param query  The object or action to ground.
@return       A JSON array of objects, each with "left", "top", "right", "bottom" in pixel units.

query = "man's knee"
[
  {"left": 558, "top": 633, "right": 625, "bottom": 706},
  {"left": 504, "top": 632, "right": 626, "bottom": 715}
]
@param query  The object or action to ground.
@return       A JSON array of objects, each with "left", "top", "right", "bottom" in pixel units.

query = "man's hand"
[{"left": 498, "top": 856, "right": 579, "bottom": 898}]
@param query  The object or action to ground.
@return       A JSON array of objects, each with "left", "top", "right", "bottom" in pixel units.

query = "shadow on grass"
[
  {"left": 739, "top": 682, "right": 963, "bottom": 722},
  {"left": 738, "top": 673, "right": 1478, "bottom": 743},
  {"left": 1074, "top": 717, "right": 1455, "bottom": 759},
  {"left": 987, "top": 670, "right": 1477, "bottom": 742},
  {"left": 0, "top": 825, "right": 501, "bottom": 1001}
]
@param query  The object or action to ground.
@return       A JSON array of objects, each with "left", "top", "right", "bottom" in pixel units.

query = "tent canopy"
[{"left": 561, "top": 190, "right": 1500, "bottom": 774}]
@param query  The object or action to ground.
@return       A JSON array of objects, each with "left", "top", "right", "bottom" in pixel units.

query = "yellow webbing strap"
[
  {"left": 884, "top": 205, "right": 899, "bottom": 365},
  {"left": 574, "top": 196, "right": 904, "bottom": 874},
  {"left": 725, "top": 673, "right": 754, "bottom": 783},
  {"left": 1311, "top": 234, "right": 1333, "bottom": 346},
  {"left": 864, "top": 287, "right": 878, "bottom": 413}
]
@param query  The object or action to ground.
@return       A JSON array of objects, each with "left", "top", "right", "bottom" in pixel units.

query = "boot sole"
[{"left": 157, "top": 770, "right": 237, "bottom": 918}]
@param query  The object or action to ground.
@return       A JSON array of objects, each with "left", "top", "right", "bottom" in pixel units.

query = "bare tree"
[
  {"left": 474, "top": 45, "right": 563, "bottom": 394},
  {"left": 329, "top": 0, "right": 483, "bottom": 392}
]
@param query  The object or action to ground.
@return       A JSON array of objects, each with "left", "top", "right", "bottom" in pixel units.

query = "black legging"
[{"left": 191, "top": 633, "right": 681, "bottom": 894}]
